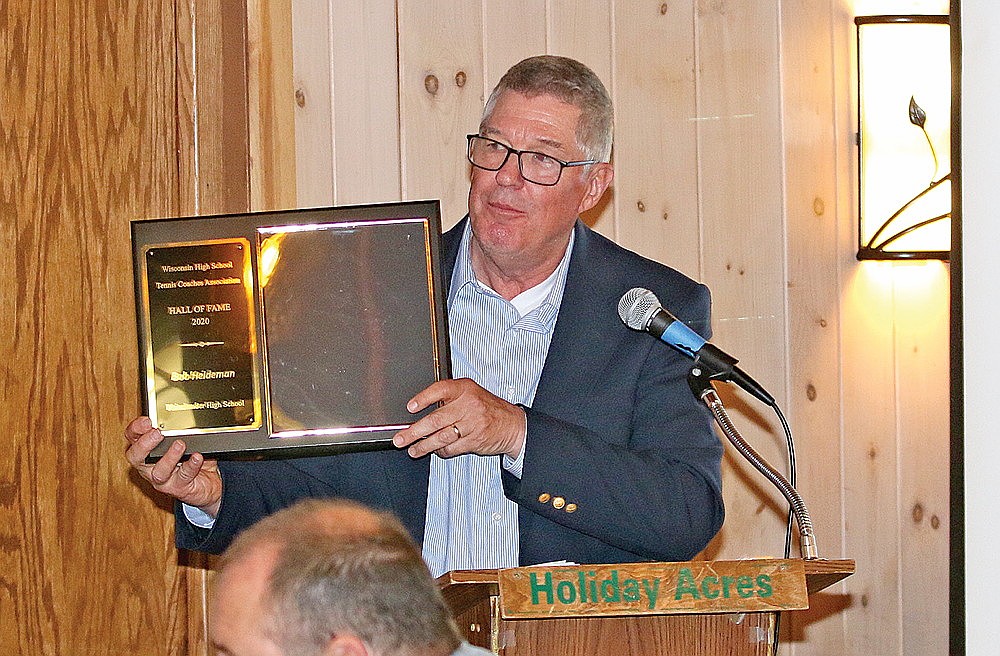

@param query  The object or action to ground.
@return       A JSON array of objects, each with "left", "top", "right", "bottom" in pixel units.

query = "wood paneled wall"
[
  {"left": 286, "top": 1, "right": 950, "bottom": 655},
  {"left": 1, "top": 0, "right": 251, "bottom": 653},
  {"left": 1, "top": 0, "right": 949, "bottom": 654},
  {"left": 3, "top": 1, "right": 181, "bottom": 653}
]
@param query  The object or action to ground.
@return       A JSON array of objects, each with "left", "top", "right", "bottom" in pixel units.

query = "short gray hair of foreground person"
[{"left": 210, "top": 498, "right": 487, "bottom": 656}]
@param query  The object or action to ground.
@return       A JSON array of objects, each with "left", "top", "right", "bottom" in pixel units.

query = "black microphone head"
[{"left": 618, "top": 287, "right": 661, "bottom": 331}]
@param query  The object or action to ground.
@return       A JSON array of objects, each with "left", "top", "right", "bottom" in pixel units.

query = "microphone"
[{"left": 617, "top": 287, "right": 775, "bottom": 406}]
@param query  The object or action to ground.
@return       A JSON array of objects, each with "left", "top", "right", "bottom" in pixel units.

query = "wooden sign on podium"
[{"left": 438, "top": 558, "right": 854, "bottom": 655}]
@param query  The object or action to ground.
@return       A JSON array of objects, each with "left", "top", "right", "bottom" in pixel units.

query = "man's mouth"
[{"left": 488, "top": 198, "right": 526, "bottom": 216}]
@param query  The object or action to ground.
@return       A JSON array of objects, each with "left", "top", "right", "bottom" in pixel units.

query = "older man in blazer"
[{"left": 127, "top": 55, "right": 724, "bottom": 573}]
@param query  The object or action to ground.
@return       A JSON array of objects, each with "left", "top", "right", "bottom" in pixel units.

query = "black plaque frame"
[{"left": 131, "top": 201, "right": 450, "bottom": 461}]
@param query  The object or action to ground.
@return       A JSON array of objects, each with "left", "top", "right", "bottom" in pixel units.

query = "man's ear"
[
  {"left": 577, "top": 162, "right": 615, "bottom": 215},
  {"left": 324, "top": 633, "right": 371, "bottom": 656}
]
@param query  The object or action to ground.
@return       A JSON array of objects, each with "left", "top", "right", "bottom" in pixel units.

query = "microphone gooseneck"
[{"left": 691, "top": 371, "right": 818, "bottom": 559}]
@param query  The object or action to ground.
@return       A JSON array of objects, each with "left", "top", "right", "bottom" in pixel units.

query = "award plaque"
[{"left": 131, "top": 201, "right": 450, "bottom": 461}]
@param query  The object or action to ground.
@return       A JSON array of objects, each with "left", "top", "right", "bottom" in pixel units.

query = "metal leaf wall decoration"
[{"left": 908, "top": 96, "right": 927, "bottom": 128}]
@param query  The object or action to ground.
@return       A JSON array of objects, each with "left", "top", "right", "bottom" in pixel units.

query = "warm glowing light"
[
  {"left": 856, "top": 16, "right": 951, "bottom": 259},
  {"left": 258, "top": 233, "right": 286, "bottom": 287}
]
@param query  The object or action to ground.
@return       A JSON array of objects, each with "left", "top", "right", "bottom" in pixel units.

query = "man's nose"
[{"left": 495, "top": 152, "right": 525, "bottom": 187}]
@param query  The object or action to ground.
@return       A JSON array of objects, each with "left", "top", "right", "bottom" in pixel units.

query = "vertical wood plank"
[
  {"left": 840, "top": 264, "right": 902, "bottom": 655},
  {"left": 612, "top": 0, "right": 700, "bottom": 278},
  {"left": 175, "top": 6, "right": 207, "bottom": 651},
  {"left": 483, "top": 0, "right": 546, "bottom": 86},
  {"left": 178, "top": 0, "right": 251, "bottom": 218},
  {"left": 695, "top": 0, "right": 789, "bottom": 560},
  {"left": 247, "top": 0, "right": 297, "bottom": 211},
  {"left": 329, "top": 0, "right": 402, "bottom": 205},
  {"left": 177, "top": 1, "right": 252, "bottom": 653},
  {"left": 549, "top": 0, "right": 613, "bottom": 85},
  {"left": 292, "top": 1, "right": 403, "bottom": 208},
  {"left": 833, "top": 3, "right": 948, "bottom": 655},
  {"left": 291, "top": 1, "right": 335, "bottom": 208},
  {"left": 398, "top": 0, "right": 484, "bottom": 228},
  {"left": 846, "top": 0, "right": 951, "bottom": 645},
  {"left": 840, "top": 3, "right": 950, "bottom": 654},
  {"left": 549, "top": 1, "right": 615, "bottom": 234},
  {"left": 778, "top": 0, "right": 848, "bottom": 653},
  {"left": 894, "top": 263, "right": 949, "bottom": 656},
  {"left": 830, "top": 5, "right": 899, "bottom": 652}
]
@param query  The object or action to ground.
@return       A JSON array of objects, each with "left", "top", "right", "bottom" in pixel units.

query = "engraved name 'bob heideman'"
[{"left": 169, "top": 369, "right": 238, "bottom": 382}]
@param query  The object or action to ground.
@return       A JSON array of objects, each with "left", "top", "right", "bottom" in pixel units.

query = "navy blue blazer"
[{"left": 176, "top": 219, "right": 724, "bottom": 564}]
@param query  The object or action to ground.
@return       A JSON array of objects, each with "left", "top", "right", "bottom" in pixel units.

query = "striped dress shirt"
[{"left": 421, "top": 223, "right": 573, "bottom": 577}]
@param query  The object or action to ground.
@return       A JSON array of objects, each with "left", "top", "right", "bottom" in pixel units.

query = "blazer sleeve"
[
  {"left": 174, "top": 459, "right": 344, "bottom": 554},
  {"left": 175, "top": 450, "right": 430, "bottom": 554}
]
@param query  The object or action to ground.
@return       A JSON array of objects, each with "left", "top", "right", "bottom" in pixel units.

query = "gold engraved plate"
[{"left": 140, "top": 238, "right": 261, "bottom": 433}]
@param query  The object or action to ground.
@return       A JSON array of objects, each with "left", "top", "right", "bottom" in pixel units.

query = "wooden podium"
[{"left": 438, "top": 558, "right": 854, "bottom": 655}]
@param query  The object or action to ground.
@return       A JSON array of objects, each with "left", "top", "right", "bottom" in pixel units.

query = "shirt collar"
[{"left": 448, "top": 221, "right": 574, "bottom": 320}]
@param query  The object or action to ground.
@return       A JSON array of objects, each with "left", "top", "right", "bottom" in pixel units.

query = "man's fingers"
[
  {"left": 405, "top": 424, "right": 463, "bottom": 458},
  {"left": 174, "top": 452, "right": 204, "bottom": 483},
  {"left": 124, "top": 416, "right": 153, "bottom": 444},
  {"left": 406, "top": 388, "right": 441, "bottom": 414},
  {"left": 125, "top": 427, "right": 163, "bottom": 468},
  {"left": 148, "top": 440, "right": 186, "bottom": 485},
  {"left": 394, "top": 411, "right": 458, "bottom": 449},
  {"left": 406, "top": 378, "right": 470, "bottom": 414}
]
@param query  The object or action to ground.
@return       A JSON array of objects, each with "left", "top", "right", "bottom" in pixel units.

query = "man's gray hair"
[
  {"left": 480, "top": 54, "right": 614, "bottom": 162},
  {"left": 221, "top": 498, "right": 461, "bottom": 656}
]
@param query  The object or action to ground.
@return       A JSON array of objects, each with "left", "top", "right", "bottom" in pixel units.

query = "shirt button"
[
  {"left": 538, "top": 493, "right": 551, "bottom": 504},
  {"left": 491, "top": 511, "right": 502, "bottom": 522},
  {"left": 552, "top": 496, "right": 566, "bottom": 510}
]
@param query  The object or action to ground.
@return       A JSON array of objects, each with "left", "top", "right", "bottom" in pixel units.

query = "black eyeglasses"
[{"left": 466, "top": 134, "right": 597, "bottom": 186}]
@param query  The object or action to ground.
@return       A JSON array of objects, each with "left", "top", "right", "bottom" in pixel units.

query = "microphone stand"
[{"left": 687, "top": 366, "right": 819, "bottom": 560}]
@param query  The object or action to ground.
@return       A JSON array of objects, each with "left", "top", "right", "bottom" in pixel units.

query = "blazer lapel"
[{"left": 532, "top": 221, "right": 604, "bottom": 410}]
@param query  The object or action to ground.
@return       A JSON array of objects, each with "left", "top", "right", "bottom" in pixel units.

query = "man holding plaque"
[{"left": 126, "top": 55, "right": 725, "bottom": 574}]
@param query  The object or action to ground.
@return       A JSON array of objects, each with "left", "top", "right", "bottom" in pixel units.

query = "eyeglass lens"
[{"left": 468, "top": 136, "right": 564, "bottom": 185}]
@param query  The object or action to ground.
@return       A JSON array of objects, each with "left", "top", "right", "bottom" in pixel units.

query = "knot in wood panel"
[{"left": 424, "top": 74, "right": 440, "bottom": 96}]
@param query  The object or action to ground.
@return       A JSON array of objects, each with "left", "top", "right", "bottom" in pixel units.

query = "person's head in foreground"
[{"left": 209, "top": 498, "right": 466, "bottom": 656}]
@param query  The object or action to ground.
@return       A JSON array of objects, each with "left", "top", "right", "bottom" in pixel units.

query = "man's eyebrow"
[
  {"left": 479, "top": 127, "right": 566, "bottom": 153},
  {"left": 534, "top": 136, "right": 565, "bottom": 152}
]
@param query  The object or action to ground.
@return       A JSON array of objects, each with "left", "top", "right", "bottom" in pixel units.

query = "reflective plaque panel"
[{"left": 259, "top": 219, "right": 437, "bottom": 437}]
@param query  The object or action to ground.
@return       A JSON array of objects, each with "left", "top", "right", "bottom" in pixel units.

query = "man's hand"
[
  {"left": 124, "top": 416, "right": 223, "bottom": 517},
  {"left": 392, "top": 378, "right": 526, "bottom": 459}
]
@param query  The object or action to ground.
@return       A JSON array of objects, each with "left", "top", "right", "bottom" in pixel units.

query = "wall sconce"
[{"left": 855, "top": 15, "right": 951, "bottom": 260}]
